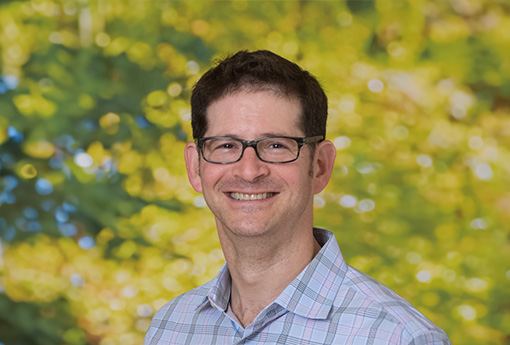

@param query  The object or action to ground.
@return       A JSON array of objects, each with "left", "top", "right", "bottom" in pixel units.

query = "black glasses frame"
[{"left": 196, "top": 135, "right": 324, "bottom": 164}]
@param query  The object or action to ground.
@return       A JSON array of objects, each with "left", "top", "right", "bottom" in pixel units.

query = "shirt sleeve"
[{"left": 408, "top": 331, "right": 452, "bottom": 345}]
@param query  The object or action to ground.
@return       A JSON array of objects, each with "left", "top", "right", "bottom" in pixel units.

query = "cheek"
[
  {"left": 283, "top": 167, "right": 314, "bottom": 190},
  {"left": 199, "top": 165, "right": 224, "bottom": 191}
]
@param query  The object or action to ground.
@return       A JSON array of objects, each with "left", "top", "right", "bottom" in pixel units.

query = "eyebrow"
[{"left": 215, "top": 133, "right": 292, "bottom": 139}]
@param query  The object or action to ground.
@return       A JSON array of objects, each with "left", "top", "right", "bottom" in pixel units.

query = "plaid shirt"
[{"left": 145, "top": 228, "right": 451, "bottom": 345}]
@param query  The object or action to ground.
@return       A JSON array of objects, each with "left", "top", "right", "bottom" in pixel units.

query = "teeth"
[{"left": 230, "top": 192, "right": 274, "bottom": 200}]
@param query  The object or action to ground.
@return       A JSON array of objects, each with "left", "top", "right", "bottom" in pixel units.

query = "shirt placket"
[{"left": 232, "top": 304, "right": 288, "bottom": 344}]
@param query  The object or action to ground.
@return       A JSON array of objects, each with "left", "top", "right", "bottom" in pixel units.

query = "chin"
[{"left": 224, "top": 220, "right": 274, "bottom": 238}]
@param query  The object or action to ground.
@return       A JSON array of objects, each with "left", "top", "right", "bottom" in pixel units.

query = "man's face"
[{"left": 185, "top": 90, "right": 329, "bottom": 239}]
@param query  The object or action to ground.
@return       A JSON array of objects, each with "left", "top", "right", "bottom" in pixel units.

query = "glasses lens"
[
  {"left": 257, "top": 137, "right": 299, "bottom": 162},
  {"left": 202, "top": 138, "right": 242, "bottom": 163}
]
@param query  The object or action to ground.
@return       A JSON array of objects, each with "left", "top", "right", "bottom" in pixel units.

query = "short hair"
[{"left": 190, "top": 50, "right": 328, "bottom": 140}]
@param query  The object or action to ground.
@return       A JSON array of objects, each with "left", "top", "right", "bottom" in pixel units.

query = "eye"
[
  {"left": 264, "top": 140, "right": 290, "bottom": 150},
  {"left": 270, "top": 143, "right": 285, "bottom": 149},
  {"left": 220, "top": 143, "right": 234, "bottom": 149},
  {"left": 211, "top": 139, "right": 240, "bottom": 151}
]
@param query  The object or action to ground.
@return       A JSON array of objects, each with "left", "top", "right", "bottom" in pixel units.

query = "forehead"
[{"left": 205, "top": 90, "right": 303, "bottom": 138}]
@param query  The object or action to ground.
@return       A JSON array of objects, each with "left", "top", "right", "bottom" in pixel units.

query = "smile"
[{"left": 230, "top": 192, "right": 275, "bottom": 200}]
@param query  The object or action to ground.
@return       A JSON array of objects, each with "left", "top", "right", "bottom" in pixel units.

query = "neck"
[{"left": 220, "top": 227, "right": 321, "bottom": 328}]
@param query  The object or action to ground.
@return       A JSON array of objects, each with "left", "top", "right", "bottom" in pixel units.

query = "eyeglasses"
[{"left": 196, "top": 135, "right": 324, "bottom": 164}]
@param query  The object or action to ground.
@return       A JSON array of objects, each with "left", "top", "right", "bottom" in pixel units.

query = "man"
[{"left": 145, "top": 50, "right": 451, "bottom": 344}]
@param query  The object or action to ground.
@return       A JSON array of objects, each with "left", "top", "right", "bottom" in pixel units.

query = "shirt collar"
[
  {"left": 196, "top": 263, "right": 231, "bottom": 312},
  {"left": 274, "top": 228, "right": 347, "bottom": 319},
  {"left": 198, "top": 228, "right": 347, "bottom": 319}
]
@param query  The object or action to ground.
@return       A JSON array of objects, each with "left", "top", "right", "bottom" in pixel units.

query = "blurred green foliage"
[{"left": 0, "top": 0, "right": 509, "bottom": 344}]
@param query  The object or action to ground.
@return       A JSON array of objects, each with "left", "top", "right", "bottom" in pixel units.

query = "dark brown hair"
[{"left": 190, "top": 50, "right": 328, "bottom": 140}]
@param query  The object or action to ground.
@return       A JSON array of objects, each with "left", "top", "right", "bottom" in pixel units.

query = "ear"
[
  {"left": 312, "top": 140, "right": 336, "bottom": 194},
  {"left": 184, "top": 141, "right": 203, "bottom": 193}
]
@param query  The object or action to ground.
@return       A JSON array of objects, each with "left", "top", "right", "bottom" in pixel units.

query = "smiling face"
[{"left": 185, "top": 89, "right": 334, "bottom": 241}]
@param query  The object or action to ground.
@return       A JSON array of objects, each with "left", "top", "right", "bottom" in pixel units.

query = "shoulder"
[
  {"left": 152, "top": 280, "right": 213, "bottom": 321},
  {"left": 335, "top": 265, "right": 451, "bottom": 344},
  {"left": 144, "top": 281, "right": 214, "bottom": 344}
]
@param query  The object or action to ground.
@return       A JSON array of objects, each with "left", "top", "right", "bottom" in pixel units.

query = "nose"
[{"left": 231, "top": 146, "right": 270, "bottom": 182}]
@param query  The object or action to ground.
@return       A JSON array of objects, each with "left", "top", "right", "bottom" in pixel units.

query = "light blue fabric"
[{"left": 145, "top": 228, "right": 451, "bottom": 344}]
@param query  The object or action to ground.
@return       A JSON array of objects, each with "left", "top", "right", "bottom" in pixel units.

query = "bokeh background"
[{"left": 0, "top": 0, "right": 509, "bottom": 344}]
